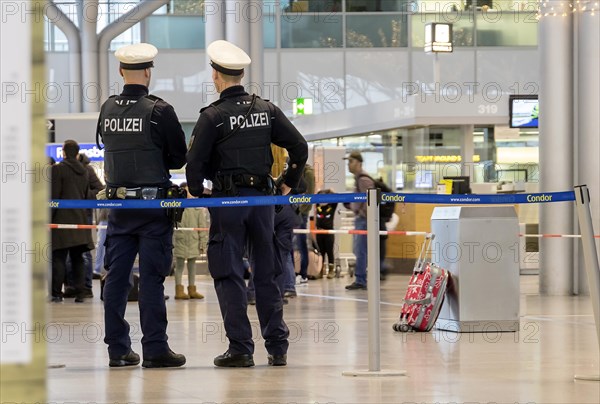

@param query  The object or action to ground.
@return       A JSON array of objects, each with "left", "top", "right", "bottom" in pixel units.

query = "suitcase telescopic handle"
[
  {"left": 404, "top": 296, "right": 432, "bottom": 305},
  {"left": 414, "top": 233, "right": 435, "bottom": 273}
]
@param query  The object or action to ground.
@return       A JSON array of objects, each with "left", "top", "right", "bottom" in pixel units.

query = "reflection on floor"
[{"left": 48, "top": 274, "right": 599, "bottom": 403}]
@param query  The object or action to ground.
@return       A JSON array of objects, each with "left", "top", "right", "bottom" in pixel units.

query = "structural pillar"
[
  {"left": 0, "top": 1, "right": 47, "bottom": 401},
  {"left": 80, "top": 0, "right": 99, "bottom": 112},
  {"left": 225, "top": 0, "right": 251, "bottom": 87},
  {"left": 203, "top": 0, "right": 225, "bottom": 103},
  {"left": 45, "top": 2, "right": 82, "bottom": 112},
  {"left": 460, "top": 124, "right": 475, "bottom": 179},
  {"left": 249, "top": 0, "right": 264, "bottom": 96},
  {"left": 576, "top": 8, "right": 600, "bottom": 295},
  {"left": 205, "top": 0, "right": 225, "bottom": 52},
  {"left": 538, "top": 3, "right": 574, "bottom": 295}
]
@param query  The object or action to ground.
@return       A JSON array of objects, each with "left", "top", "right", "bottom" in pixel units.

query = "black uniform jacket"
[
  {"left": 186, "top": 85, "right": 308, "bottom": 196},
  {"left": 97, "top": 84, "right": 188, "bottom": 186}
]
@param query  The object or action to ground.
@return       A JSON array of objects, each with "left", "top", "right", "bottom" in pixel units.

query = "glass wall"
[
  {"left": 145, "top": 16, "right": 205, "bottom": 49},
  {"left": 280, "top": 0, "right": 343, "bottom": 12},
  {"left": 346, "top": 0, "right": 411, "bottom": 12},
  {"left": 308, "top": 125, "right": 539, "bottom": 193},
  {"left": 346, "top": 14, "right": 408, "bottom": 47},
  {"left": 476, "top": 12, "right": 538, "bottom": 46},
  {"left": 45, "top": 1, "right": 539, "bottom": 51},
  {"left": 44, "top": 0, "right": 141, "bottom": 51},
  {"left": 281, "top": 13, "right": 344, "bottom": 48}
]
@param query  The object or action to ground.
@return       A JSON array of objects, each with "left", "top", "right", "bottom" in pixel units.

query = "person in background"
[
  {"left": 247, "top": 146, "right": 299, "bottom": 304},
  {"left": 65, "top": 153, "right": 103, "bottom": 298},
  {"left": 93, "top": 208, "right": 109, "bottom": 278},
  {"left": 343, "top": 151, "right": 377, "bottom": 290},
  {"left": 50, "top": 140, "right": 95, "bottom": 303},
  {"left": 173, "top": 182, "right": 207, "bottom": 300},
  {"left": 315, "top": 188, "right": 338, "bottom": 279},
  {"left": 292, "top": 163, "right": 314, "bottom": 285}
]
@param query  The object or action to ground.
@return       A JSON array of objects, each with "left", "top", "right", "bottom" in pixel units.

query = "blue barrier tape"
[{"left": 49, "top": 191, "right": 576, "bottom": 209}]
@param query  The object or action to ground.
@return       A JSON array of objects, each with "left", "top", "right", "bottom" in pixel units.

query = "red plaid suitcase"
[{"left": 393, "top": 234, "right": 450, "bottom": 332}]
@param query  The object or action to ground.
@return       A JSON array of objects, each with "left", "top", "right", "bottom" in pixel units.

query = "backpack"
[
  {"left": 359, "top": 174, "right": 395, "bottom": 223},
  {"left": 297, "top": 164, "right": 315, "bottom": 215}
]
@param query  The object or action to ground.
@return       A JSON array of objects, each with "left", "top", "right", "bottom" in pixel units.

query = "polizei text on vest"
[
  {"left": 229, "top": 112, "right": 270, "bottom": 130},
  {"left": 104, "top": 118, "right": 143, "bottom": 133}
]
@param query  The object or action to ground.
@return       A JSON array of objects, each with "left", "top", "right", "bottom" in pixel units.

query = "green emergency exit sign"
[{"left": 293, "top": 98, "right": 313, "bottom": 115}]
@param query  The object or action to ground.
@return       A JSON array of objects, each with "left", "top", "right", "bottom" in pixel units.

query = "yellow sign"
[
  {"left": 415, "top": 155, "right": 481, "bottom": 163},
  {"left": 438, "top": 179, "right": 453, "bottom": 194}
]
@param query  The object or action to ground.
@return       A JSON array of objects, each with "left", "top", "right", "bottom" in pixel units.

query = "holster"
[
  {"left": 213, "top": 175, "right": 238, "bottom": 197},
  {"left": 106, "top": 186, "right": 129, "bottom": 199},
  {"left": 165, "top": 185, "right": 187, "bottom": 225}
]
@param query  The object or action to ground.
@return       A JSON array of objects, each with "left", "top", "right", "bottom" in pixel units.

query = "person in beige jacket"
[{"left": 173, "top": 183, "right": 209, "bottom": 299}]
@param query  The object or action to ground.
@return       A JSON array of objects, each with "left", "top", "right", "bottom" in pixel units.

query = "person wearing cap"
[
  {"left": 343, "top": 151, "right": 387, "bottom": 290},
  {"left": 96, "top": 43, "right": 187, "bottom": 369},
  {"left": 186, "top": 40, "right": 308, "bottom": 368}
]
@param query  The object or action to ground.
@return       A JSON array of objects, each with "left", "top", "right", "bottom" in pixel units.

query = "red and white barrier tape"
[
  {"left": 47, "top": 224, "right": 600, "bottom": 238},
  {"left": 519, "top": 233, "right": 600, "bottom": 239},
  {"left": 47, "top": 224, "right": 426, "bottom": 236}
]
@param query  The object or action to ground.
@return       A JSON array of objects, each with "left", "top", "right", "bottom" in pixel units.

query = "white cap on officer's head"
[
  {"left": 207, "top": 40, "right": 251, "bottom": 76},
  {"left": 115, "top": 43, "right": 158, "bottom": 70}
]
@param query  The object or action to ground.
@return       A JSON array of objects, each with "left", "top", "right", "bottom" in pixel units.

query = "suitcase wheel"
[{"left": 393, "top": 323, "right": 411, "bottom": 332}]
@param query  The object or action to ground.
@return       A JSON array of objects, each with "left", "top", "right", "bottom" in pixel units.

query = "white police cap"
[
  {"left": 115, "top": 43, "right": 158, "bottom": 70},
  {"left": 207, "top": 40, "right": 251, "bottom": 76}
]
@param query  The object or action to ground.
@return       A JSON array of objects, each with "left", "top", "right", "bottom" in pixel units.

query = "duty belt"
[
  {"left": 213, "top": 173, "right": 273, "bottom": 195},
  {"left": 231, "top": 174, "right": 269, "bottom": 189},
  {"left": 124, "top": 187, "right": 167, "bottom": 200}
]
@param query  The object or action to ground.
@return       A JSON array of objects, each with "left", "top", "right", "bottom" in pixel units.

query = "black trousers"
[
  {"left": 103, "top": 208, "right": 173, "bottom": 358},
  {"left": 208, "top": 187, "right": 289, "bottom": 356},
  {"left": 51, "top": 245, "right": 87, "bottom": 298},
  {"left": 316, "top": 233, "right": 335, "bottom": 266}
]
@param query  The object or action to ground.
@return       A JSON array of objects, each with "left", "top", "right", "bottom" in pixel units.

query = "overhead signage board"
[{"left": 47, "top": 143, "right": 104, "bottom": 163}]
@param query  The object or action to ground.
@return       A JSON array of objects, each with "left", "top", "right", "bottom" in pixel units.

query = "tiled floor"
[{"left": 47, "top": 274, "right": 599, "bottom": 403}]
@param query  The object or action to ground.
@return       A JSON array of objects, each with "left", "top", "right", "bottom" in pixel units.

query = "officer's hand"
[
  {"left": 189, "top": 187, "right": 203, "bottom": 197},
  {"left": 279, "top": 184, "right": 292, "bottom": 195}
]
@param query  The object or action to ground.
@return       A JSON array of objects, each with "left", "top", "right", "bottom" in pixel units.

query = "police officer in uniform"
[
  {"left": 186, "top": 40, "right": 308, "bottom": 367},
  {"left": 97, "top": 43, "right": 187, "bottom": 368}
]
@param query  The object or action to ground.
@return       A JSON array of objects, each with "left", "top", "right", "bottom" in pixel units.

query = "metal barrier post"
[
  {"left": 342, "top": 188, "right": 406, "bottom": 377},
  {"left": 367, "top": 187, "right": 381, "bottom": 371},
  {"left": 573, "top": 185, "right": 600, "bottom": 382}
]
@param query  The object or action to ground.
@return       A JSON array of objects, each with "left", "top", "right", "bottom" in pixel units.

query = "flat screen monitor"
[
  {"left": 443, "top": 176, "right": 471, "bottom": 194},
  {"left": 415, "top": 170, "right": 434, "bottom": 189},
  {"left": 509, "top": 95, "right": 538, "bottom": 128}
]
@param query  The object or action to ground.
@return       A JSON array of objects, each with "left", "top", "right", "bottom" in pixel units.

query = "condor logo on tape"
[
  {"left": 289, "top": 196, "right": 311, "bottom": 204},
  {"left": 527, "top": 194, "right": 553, "bottom": 203},
  {"left": 160, "top": 201, "right": 182, "bottom": 208},
  {"left": 382, "top": 194, "right": 405, "bottom": 202}
]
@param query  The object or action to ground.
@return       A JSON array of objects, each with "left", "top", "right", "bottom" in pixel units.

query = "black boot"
[
  {"left": 267, "top": 354, "right": 287, "bottom": 366},
  {"left": 327, "top": 263, "right": 335, "bottom": 279},
  {"left": 142, "top": 349, "right": 186, "bottom": 368},
  {"left": 213, "top": 350, "right": 254, "bottom": 367},
  {"left": 109, "top": 350, "right": 140, "bottom": 367}
]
